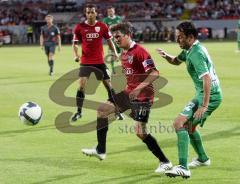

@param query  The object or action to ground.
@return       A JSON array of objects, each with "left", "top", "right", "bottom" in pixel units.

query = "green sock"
[
  {"left": 189, "top": 130, "right": 209, "bottom": 162},
  {"left": 177, "top": 128, "right": 189, "bottom": 169}
]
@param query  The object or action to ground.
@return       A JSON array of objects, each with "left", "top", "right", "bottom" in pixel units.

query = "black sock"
[
  {"left": 143, "top": 134, "right": 169, "bottom": 163},
  {"left": 49, "top": 60, "right": 54, "bottom": 72},
  {"left": 76, "top": 90, "right": 85, "bottom": 113},
  {"left": 96, "top": 118, "right": 108, "bottom": 154},
  {"left": 107, "top": 88, "right": 116, "bottom": 103}
]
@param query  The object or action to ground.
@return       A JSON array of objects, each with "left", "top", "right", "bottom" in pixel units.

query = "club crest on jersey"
[
  {"left": 95, "top": 26, "right": 100, "bottom": 32},
  {"left": 127, "top": 55, "right": 133, "bottom": 64}
]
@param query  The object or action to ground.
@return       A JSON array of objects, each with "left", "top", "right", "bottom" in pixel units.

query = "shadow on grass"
[
  {"left": 0, "top": 125, "right": 55, "bottom": 137},
  {"left": 108, "top": 126, "right": 240, "bottom": 156},
  {"left": 1, "top": 79, "right": 54, "bottom": 85},
  {"left": 31, "top": 173, "right": 85, "bottom": 184}
]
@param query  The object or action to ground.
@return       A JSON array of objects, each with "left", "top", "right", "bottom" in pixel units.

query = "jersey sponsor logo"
[
  {"left": 127, "top": 55, "right": 133, "bottom": 64},
  {"left": 86, "top": 33, "right": 99, "bottom": 39},
  {"left": 51, "top": 32, "right": 55, "bottom": 36},
  {"left": 142, "top": 59, "right": 153, "bottom": 67},
  {"left": 124, "top": 68, "right": 134, "bottom": 75},
  {"left": 95, "top": 26, "right": 100, "bottom": 32}
]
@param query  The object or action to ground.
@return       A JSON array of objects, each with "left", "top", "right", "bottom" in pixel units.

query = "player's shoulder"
[
  {"left": 97, "top": 21, "right": 108, "bottom": 28},
  {"left": 134, "top": 43, "right": 150, "bottom": 54}
]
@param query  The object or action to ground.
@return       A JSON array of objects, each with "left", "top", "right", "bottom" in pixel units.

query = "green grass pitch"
[{"left": 0, "top": 42, "right": 239, "bottom": 184}]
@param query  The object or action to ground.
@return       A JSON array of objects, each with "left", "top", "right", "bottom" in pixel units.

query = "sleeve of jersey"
[
  {"left": 102, "top": 24, "right": 112, "bottom": 40},
  {"left": 140, "top": 49, "right": 156, "bottom": 72},
  {"left": 177, "top": 50, "right": 187, "bottom": 62},
  {"left": 191, "top": 52, "right": 209, "bottom": 79},
  {"left": 72, "top": 25, "right": 81, "bottom": 42}
]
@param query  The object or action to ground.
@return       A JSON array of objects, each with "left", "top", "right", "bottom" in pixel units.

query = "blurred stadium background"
[{"left": 0, "top": 0, "right": 239, "bottom": 45}]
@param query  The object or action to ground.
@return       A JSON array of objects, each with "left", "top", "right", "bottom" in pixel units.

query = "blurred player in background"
[
  {"left": 157, "top": 21, "right": 222, "bottom": 178},
  {"left": 40, "top": 15, "right": 61, "bottom": 76},
  {"left": 72, "top": 4, "right": 124, "bottom": 122},
  {"left": 82, "top": 22, "right": 172, "bottom": 174},
  {"left": 103, "top": 6, "right": 122, "bottom": 74}
]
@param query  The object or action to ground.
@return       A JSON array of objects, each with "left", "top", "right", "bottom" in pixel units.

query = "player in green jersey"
[
  {"left": 157, "top": 21, "right": 222, "bottom": 178},
  {"left": 103, "top": 6, "right": 122, "bottom": 74},
  {"left": 237, "top": 19, "right": 240, "bottom": 52}
]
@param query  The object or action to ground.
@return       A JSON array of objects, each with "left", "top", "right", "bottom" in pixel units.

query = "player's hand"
[
  {"left": 129, "top": 89, "right": 141, "bottom": 101},
  {"left": 74, "top": 56, "right": 80, "bottom": 62},
  {"left": 112, "top": 53, "right": 119, "bottom": 62},
  {"left": 193, "top": 106, "right": 207, "bottom": 120},
  {"left": 156, "top": 48, "right": 167, "bottom": 58}
]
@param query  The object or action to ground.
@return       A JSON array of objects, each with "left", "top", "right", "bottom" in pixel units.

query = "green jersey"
[
  {"left": 177, "top": 40, "right": 222, "bottom": 99},
  {"left": 103, "top": 15, "right": 122, "bottom": 27}
]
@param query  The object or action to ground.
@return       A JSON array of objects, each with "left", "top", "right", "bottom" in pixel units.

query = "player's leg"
[
  {"left": 48, "top": 45, "right": 56, "bottom": 75},
  {"left": 81, "top": 101, "right": 116, "bottom": 160},
  {"left": 82, "top": 91, "right": 130, "bottom": 160},
  {"left": 131, "top": 100, "right": 171, "bottom": 173},
  {"left": 165, "top": 114, "right": 191, "bottom": 178},
  {"left": 134, "top": 121, "right": 172, "bottom": 173},
  {"left": 188, "top": 124, "right": 210, "bottom": 168},
  {"left": 107, "top": 47, "right": 115, "bottom": 74},
  {"left": 101, "top": 64, "right": 124, "bottom": 120},
  {"left": 72, "top": 76, "right": 88, "bottom": 122},
  {"left": 188, "top": 97, "right": 222, "bottom": 168},
  {"left": 44, "top": 45, "right": 51, "bottom": 74}
]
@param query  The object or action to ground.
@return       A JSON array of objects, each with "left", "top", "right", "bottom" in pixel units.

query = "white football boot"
[
  {"left": 188, "top": 158, "right": 211, "bottom": 168},
  {"left": 155, "top": 162, "right": 173, "bottom": 174},
  {"left": 81, "top": 148, "right": 106, "bottom": 160},
  {"left": 165, "top": 165, "right": 191, "bottom": 179}
]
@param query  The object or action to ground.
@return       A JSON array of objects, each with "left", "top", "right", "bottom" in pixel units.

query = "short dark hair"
[
  {"left": 110, "top": 22, "right": 133, "bottom": 35},
  {"left": 176, "top": 21, "right": 198, "bottom": 38},
  {"left": 84, "top": 4, "right": 97, "bottom": 12}
]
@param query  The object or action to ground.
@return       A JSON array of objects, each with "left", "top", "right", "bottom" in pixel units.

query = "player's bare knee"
[
  {"left": 97, "top": 106, "right": 108, "bottom": 118},
  {"left": 173, "top": 116, "right": 187, "bottom": 131},
  {"left": 136, "top": 132, "right": 148, "bottom": 140}
]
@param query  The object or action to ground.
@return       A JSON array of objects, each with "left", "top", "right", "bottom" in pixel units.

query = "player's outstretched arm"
[
  {"left": 156, "top": 48, "right": 182, "bottom": 65},
  {"left": 107, "top": 39, "right": 119, "bottom": 60}
]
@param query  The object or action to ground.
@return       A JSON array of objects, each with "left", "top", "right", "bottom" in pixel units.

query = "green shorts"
[{"left": 180, "top": 93, "right": 222, "bottom": 127}]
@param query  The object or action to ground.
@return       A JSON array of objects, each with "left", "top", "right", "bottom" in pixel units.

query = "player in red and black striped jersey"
[
  {"left": 72, "top": 4, "right": 124, "bottom": 121},
  {"left": 81, "top": 22, "right": 172, "bottom": 174}
]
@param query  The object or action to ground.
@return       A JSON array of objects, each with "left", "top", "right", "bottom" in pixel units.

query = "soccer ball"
[{"left": 18, "top": 102, "right": 42, "bottom": 125}]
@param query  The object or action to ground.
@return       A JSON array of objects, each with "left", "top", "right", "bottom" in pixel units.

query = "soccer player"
[
  {"left": 81, "top": 22, "right": 172, "bottom": 174},
  {"left": 157, "top": 21, "right": 222, "bottom": 178},
  {"left": 72, "top": 4, "right": 124, "bottom": 121},
  {"left": 103, "top": 6, "right": 122, "bottom": 74},
  {"left": 40, "top": 15, "right": 61, "bottom": 76}
]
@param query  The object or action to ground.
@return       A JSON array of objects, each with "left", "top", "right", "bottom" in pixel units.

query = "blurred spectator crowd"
[{"left": 191, "top": 0, "right": 240, "bottom": 20}]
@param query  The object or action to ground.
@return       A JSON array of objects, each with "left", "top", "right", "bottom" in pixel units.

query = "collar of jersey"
[
  {"left": 187, "top": 39, "right": 199, "bottom": 54},
  {"left": 84, "top": 20, "right": 98, "bottom": 26},
  {"left": 108, "top": 15, "right": 116, "bottom": 19}
]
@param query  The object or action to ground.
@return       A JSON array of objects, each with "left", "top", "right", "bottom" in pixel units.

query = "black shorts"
[
  {"left": 79, "top": 64, "right": 110, "bottom": 80},
  {"left": 110, "top": 91, "right": 151, "bottom": 123},
  {"left": 44, "top": 45, "right": 56, "bottom": 55}
]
